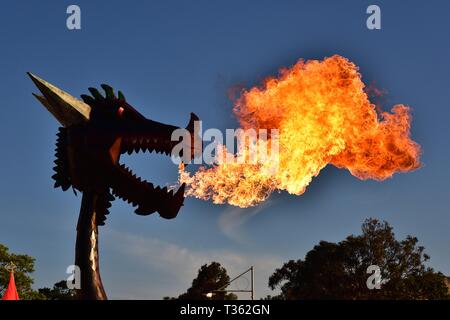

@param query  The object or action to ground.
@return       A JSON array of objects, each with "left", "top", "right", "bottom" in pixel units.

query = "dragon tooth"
[{"left": 174, "top": 183, "right": 186, "bottom": 199}]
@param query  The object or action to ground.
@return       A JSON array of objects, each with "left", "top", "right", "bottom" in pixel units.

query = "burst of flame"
[{"left": 179, "top": 55, "right": 421, "bottom": 208}]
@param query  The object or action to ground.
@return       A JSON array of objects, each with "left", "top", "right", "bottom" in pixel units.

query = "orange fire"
[{"left": 179, "top": 55, "right": 421, "bottom": 208}]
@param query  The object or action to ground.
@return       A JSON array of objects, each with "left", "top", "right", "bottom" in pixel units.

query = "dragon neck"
[{"left": 75, "top": 192, "right": 107, "bottom": 300}]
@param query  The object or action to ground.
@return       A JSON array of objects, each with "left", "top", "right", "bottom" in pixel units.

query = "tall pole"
[
  {"left": 251, "top": 266, "right": 254, "bottom": 300},
  {"left": 75, "top": 192, "right": 107, "bottom": 300}
]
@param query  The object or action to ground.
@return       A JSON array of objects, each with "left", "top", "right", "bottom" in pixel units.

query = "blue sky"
[{"left": 0, "top": 0, "right": 449, "bottom": 299}]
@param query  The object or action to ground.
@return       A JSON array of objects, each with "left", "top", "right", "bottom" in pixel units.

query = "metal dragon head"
[{"left": 28, "top": 73, "right": 199, "bottom": 225}]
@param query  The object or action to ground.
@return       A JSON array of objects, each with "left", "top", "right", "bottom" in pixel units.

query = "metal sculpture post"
[
  {"left": 29, "top": 73, "right": 199, "bottom": 300},
  {"left": 75, "top": 193, "right": 107, "bottom": 299}
]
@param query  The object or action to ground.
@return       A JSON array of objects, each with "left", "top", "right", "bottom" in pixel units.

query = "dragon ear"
[
  {"left": 101, "top": 84, "right": 116, "bottom": 100},
  {"left": 81, "top": 94, "right": 95, "bottom": 105},
  {"left": 118, "top": 90, "right": 126, "bottom": 101},
  {"left": 88, "top": 87, "right": 105, "bottom": 100}
]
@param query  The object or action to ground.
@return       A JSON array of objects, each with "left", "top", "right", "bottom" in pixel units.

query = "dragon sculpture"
[{"left": 28, "top": 73, "right": 199, "bottom": 299}]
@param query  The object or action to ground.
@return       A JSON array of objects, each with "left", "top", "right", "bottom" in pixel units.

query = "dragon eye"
[{"left": 117, "top": 106, "right": 124, "bottom": 117}]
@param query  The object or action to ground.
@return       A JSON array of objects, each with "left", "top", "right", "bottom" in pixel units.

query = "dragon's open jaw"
[{"left": 110, "top": 133, "right": 189, "bottom": 220}]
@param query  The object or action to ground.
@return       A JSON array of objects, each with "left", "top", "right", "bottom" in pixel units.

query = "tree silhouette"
[
  {"left": 38, "top": 280, "right": 77, "bottom": 300},
  {"left": 269, "top": 218, "right": 450, "bottom": 300},
  {"left": 178, "top": 262, "right": 238, "bottom": 300},
  {"left": 0, "top": 243, "right": 45, "bottom": 299}
]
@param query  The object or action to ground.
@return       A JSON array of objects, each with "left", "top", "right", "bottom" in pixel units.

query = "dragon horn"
[{"left": 28, "top": 72, "right": 91, "bottom": 127}]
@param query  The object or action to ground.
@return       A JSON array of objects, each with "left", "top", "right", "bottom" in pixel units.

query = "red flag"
[{"left": 2, "top": 272, "right": 19, "bottom": 300}]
